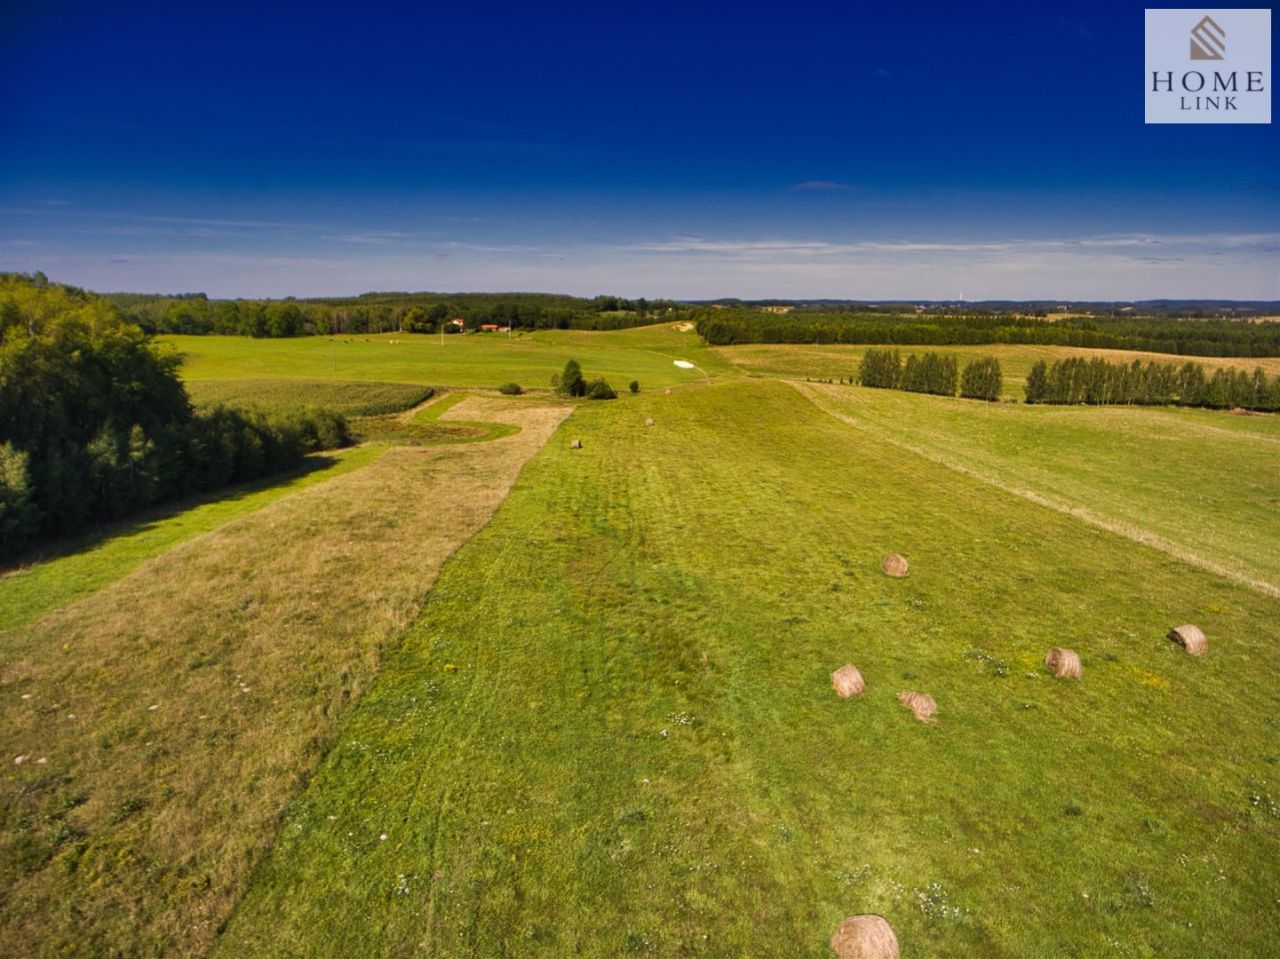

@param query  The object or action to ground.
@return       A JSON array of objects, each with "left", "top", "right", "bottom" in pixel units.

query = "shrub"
[
  {"left": 585, "top": 378, "right": 617, "bottom": 400},
  {"left": 629, "top": 380, "right": 640, "bottom": 394},
  {"left": 960, "top": 357, "right": 1002, "bottom": 401},
  {"left": 498, "top": 382, "right": 523, "bottom": 396}
]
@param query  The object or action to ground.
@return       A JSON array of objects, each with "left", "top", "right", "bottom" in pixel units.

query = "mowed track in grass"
[
  {"left": 718, "top": 342, "right": 1280, "bottom": 397},
  {"left": 163, "top": 323, "right": 733, "bottom": 391},
  {"left": 216, "top": 380, "right": 1280, "bottom": 957},
  {"left": 0, "top": 395, "right": 570, "bottom": 958},
  {"left": 796, "top": 383, "right": 1280, "bottom": 595}
]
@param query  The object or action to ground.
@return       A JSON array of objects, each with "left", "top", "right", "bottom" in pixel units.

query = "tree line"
[
  {"left": 696, "top": 308, "right": 1280, "bottom": 358},
  {"left": 858, "top": 349, "right": 1002, "bottom": 401},
  {"left": 1024, "top": 356, "right": 1280, "bottom": 410},
  {"left": 0, "top": 273, "right": 351, "bottom": 559},
  {"left": 103, "top": 288, "right": 686, "bottom": 338}
]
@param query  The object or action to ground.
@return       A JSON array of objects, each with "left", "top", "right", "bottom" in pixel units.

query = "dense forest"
[
  {"left": 104, "top": 290, "right": 684, "bottom": 337},
  {"left": 1024, "top": 356, "right": 1280, "bottom": 410},
  {"left": 0, "top": 273, "right": 350, "bottom": 558},
  {"left": 696, "top": 308, "right": 1280, "bottom": 357}
]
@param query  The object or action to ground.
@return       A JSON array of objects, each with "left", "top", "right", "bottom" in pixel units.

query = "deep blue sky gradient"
[{"left": 2, "top": 1, "right": 1277, "bottom": 297}]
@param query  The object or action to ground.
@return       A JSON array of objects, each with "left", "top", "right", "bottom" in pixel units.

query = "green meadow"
[
  {"left": 5, "top": 326, "right": 1279, "bottom": 957},
  {"left": 163, "top": 324, "right": 734, "bottom": 391}
]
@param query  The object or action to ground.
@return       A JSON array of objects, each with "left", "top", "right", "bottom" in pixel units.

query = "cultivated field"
[{"left": 4, "top": 326, "right": 1278, "bottom": 957}]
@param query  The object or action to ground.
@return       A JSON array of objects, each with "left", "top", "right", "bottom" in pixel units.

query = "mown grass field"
[
  {"left": 717, "top": 342, "right": 1280, "bottom": 398},
  {"left": 163, "top": 324, "right": 733, "bottom": 391},
  {"left": 215, "top": 380, "right": 1279, "bottom": 957},
  {"left": 0, "top": 397, "right": 569, "bottom": 957},
  {"left": 797, "top": 383, "right": 1280, "bottom": 593},
  {"left": 4, "top": 329, "right": 1279, "bottom": 957}
]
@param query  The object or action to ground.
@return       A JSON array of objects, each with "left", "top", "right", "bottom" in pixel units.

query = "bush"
[
  {"left": 960, "top": 357, "right": 1002, "bottom": 401},
  {"left": 498, "top": 382, "right": 523, "bottom": 395},
  {"left": 629, "top": 380, "right": 640, "bottom": 394},
  {"left": 585, "top": 378, "right": 617, "bottom": 400}
]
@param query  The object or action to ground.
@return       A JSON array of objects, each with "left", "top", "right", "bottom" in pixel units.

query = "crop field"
[
  {"left": 185, "top": 379, "right": 434, "bottom": 416},
  {"left": 4, "top": 331, "right": 1279, "bottom": 957}
]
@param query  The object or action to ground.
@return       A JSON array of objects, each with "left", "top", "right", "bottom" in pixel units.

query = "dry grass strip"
[{"left": 0, "top": 396, "right": 570, "bottom": 958}]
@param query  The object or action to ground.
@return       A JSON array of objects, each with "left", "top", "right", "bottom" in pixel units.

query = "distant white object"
[{"left": 673, "top": 360, "right": 695, "bottom": 369}]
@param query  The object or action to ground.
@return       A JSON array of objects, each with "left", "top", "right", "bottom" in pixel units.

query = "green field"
[
  {"left": 186, "top": 379, "right": 433, "bottom": 415},
  {"left": 211, "top": 380, "right": 1279, "bottom": 956},
  {"left": 717, "top": 342, "right": 1280, "bottom": 398},
  {"left": 5, "top": 331, "right": 1279, "bottom": 957},
  {"left": 163, "top": 324, "right": 734, "bottom": 391}
]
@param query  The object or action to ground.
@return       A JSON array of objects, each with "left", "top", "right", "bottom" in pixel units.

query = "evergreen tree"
[{"left": 559, "top": 359, "right": 586, "bottom": 397}]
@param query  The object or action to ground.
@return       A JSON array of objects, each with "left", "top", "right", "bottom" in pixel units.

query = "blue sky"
[{"left": 1, "top": 1, "right": 1277, "bottom": 299}]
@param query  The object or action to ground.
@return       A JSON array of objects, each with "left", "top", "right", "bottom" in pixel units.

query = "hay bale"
[
  {"left": 1168, "top": 623, "right": 1206, "bottom": 656},
  {"left": 881, "top": 554, "right": 908, "bottom": 578},
  {"left": 1230, "top": 407, "right": 1256, "bottom": 416},
  {"left": 897, "top": 691, "right": 936, "bottom": 722},
  {"left": 830, "top": 914, "right": 899, "bottom": 959},
  {"left": 663, "top": 387, "right": 672, "bottom": 395},
  {"left": 1044, "top": 647, "right": 1082, "bottom": 679},
  {"left": 831, "top": 664, "right": 866, "bottom": 698},
  {"left": 569, "top": 438, "right": 582, "bottom": 450},
  {"left": 644, "top": 417, "right": 655, "bottom": 427}
]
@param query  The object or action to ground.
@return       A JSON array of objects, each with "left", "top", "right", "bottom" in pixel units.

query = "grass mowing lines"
[
  {"left": 0, "top": 398, "right": 571, "bottom": 959},
  {"left": 216, "top": 380, "right": 1279, "bottom": 957},
  {"left": 795, "top": 381, "right": 1280, "bottom": 594},
  {"left": 0, "top": 445, "right": 386, "bottom": 638}
]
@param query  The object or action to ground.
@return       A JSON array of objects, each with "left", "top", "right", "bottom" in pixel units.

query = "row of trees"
[
  {"left": 858, "top": 349, "right": 1003, "bottom": 401},
  {"left": 696, "top": 308, "right": 1280, "bottom": 358},
  {"left": 0, "top": 274, "right": 351, "bottom": 558},
  {"left": 1024, "top": 357, "right": 1280, "bottom": 410},
  {"left": 105, "top": 289, "right": 686, "bottom": 338}
]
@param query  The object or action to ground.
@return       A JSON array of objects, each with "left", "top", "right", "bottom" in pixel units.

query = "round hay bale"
[
  {"left": 831, "top": 664, "right": 866, "bottom": 699},
  {"left": 569, "top": 438, "right": 582, "bottom": 450},
  {"left": 897, "top": 691, "right": 936, "bottom": 722},
  {"left": 881, "top": 554, "right": 908, "bottom": 578},
  {"left": 1168, "top": 623, "right": 1206, "bottom": 656},
  {"left": 830, "top": 914, "right": 899, "bottom": 959},
  {"left": 644, "top": 417, "right": 655, "bottom": 428},
  {"left": 663, "top": 387, "right": 673, "bottom": 395},
  {"left": 1044, "top": 647, "right": 1082, "bottom": 679}
]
